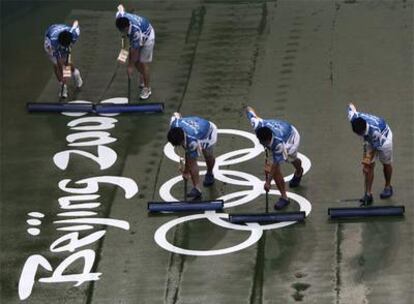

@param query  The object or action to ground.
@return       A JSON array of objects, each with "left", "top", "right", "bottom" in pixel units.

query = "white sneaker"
[
  {"left": 140, "top": 87, "right": 152, "bottom": 100},
  {"left": 59, "top": 84, "right": 68, "bottom": 98},
  {"left": 73, "top": 69, "right": 83, "bottom": 88}
]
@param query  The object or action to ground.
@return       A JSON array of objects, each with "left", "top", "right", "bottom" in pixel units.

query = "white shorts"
[
  {"left": 139, "top": 29, "right": 155, "bottom": 63},
  {"left": 199, "top": 122, "right": 218, "bottom": 151},
  {"left": 364, "top": 129, "right": 393, "bottom": 164},
  {"left": 285, "top": 126, "right": 300, "bottom": 162}
]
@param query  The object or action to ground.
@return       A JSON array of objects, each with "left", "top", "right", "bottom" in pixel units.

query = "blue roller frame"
[
  {"left": 229, "top": 211, "right": 306, "bottom": 223},
  {"left": 27, "top": 102, "right": 164, "bottom": 114},
  {"left": 27, "top": 102, "right": 94, "bottom": 113},
  {"left": 95, "top": 103, "right": 164, "bottom": 113},
  {"left": 148, "top": 200, "right": 224, "bottom": 213},
  {"left": 328, "top": 205, "right": 405, "bottom": 219}
]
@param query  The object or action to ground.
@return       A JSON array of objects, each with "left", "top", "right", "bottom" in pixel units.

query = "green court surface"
[{"left": 1, "top": 1, "right": 413, "bottom": 303}]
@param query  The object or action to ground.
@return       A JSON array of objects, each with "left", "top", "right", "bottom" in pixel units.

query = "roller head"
[
  {"left": 229, "top": 211, "right": 306, "bottom": 223},
  {"left": 94, "top": 103, "right": 164, "bottom": 113},
  {"left": 148, "top": 200, "right": 223, "bottom": 213},
  {"left": 27, "top": 102, "right": 93, "bottom": 113},
  {"left": 328, "top": 205, "right": 405, "bottom": 219}
]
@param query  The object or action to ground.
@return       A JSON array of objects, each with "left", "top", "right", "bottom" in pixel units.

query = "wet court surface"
[{"left": 1, "top": 0, "right": 413, "bottom": 303}]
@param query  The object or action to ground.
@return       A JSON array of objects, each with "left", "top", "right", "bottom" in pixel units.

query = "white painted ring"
[{"left": 154, "top": 212, "right": 263, "bottom": 256}]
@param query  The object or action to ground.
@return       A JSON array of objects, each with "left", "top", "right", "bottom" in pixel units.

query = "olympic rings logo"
[{"left": 155, "top": 129, "right": 312, "bottom": 256}]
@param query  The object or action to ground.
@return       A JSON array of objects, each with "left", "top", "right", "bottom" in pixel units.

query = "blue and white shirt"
[
  {"left": 170, "top": 116, "right": 212, "bottom": 158},
  {"left": 44, "top": 24, "right": 80, "bottom": 58},
  {"left": 116, "top": 12, "right": 153, "bottom": 49},
  {"left": 348, "top": 105, "right": 390, "bottom": 150},
  {"left": 247, "top": 109, "right": 293, "bottom": 163}
]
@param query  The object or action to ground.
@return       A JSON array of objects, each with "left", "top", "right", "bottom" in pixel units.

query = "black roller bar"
[
  {"left": 229, "top": 211, "right": 306, "bottom": 224},
  {"left": 148, "top": 200, "right": 224, "bottom": 213},
  {"left": 94, "top": 103, "right": 164, "bottom": 113},
  {"left": 27, "top": 102, "right": 164, "bottom": 114},
  {"left": 328, "top": 205, "right": 405, "bottom": 219},
  {"left": 27, "top": 102, "right": 94, "bottom": 113}
]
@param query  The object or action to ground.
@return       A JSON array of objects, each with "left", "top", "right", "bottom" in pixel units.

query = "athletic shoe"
[
  {"left": 59, "top": 84, "right": 68, "bottom": 98},
  {"left": 187, "top": 187, "right": 202, "bottom": 199},
  {"left": 289, "top": 168, "right": 303, "bottom": 188},
  {"left": 274, "top": 197, "right": 290, "bottom": 210},
  {"left": 380, "top": 186, "right": 393, "bottom": 199},
  {"left": 203, "top": 173, "right": 215, "bottom": 187},
  {"left": 73, "top": 69, "right": 83, "bottom": 88},
  {"left": 359, "top": 193, "right": 373, "bottom": 205},
  {"left": 140, "top": 87, "right": 152, "bottom": 100}
]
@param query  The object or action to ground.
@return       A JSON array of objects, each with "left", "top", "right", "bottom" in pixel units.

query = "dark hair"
[
  {"left": 351, "top": 117, "right": 367, "bottom": 135},
  {"left": 58, "top": 31, "right": 73, "bottom": 47},
  {"left": 256, "top": 127, "right": 273, "bottom": 144},
  {"left": 167, "top": 127, "right": 185, "bottom": 146},
  {"left": 116, "top": 17, "right": 130, "bottom": 31}
]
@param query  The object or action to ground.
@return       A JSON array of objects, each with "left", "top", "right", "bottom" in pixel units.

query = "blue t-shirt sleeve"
[
  {"left": 70, "top": 24, "right": 80, "bottom": 43},
  {"left": 187, "top": 150, "right": 198, "bottom": 159},
  {"left": 130, "top": 31, "right": 141, "bottom": 49},
  {"left": 186, "top": 138, "right": 199, "bottom": 159},
  {"left": 272, "top": 153, "right": 284, "bottom": 163},
  {"left": 272, "top": 143, "right": 286, "bottom": 164},
  {"left": 347, "top": 105, "right": 358, "bottom": 121},
  {"left": 367, "top": 128, "right": 383, "bottom": 149},
  {"left": 246, "top": 109, "right": 262, "bottom": 130},
  {"left": 44, "top": 36, "right": 53, "bottom": 55}
]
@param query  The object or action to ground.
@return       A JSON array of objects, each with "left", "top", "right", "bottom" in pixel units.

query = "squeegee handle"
[
  {"left": 265, "top": 149, "right": 269, "bottom": 213},
  {"left": 127, "top": 76, "right": 131, "bottom": 102},
  {"left": 65, "top": 46, "right": 71, "bottom": 66},
  {"left": 265, "top": 188, "right": 269, "bottom": 213},
  {"left": 184, "top": 178, "right": 188, "bottom": 201}
]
